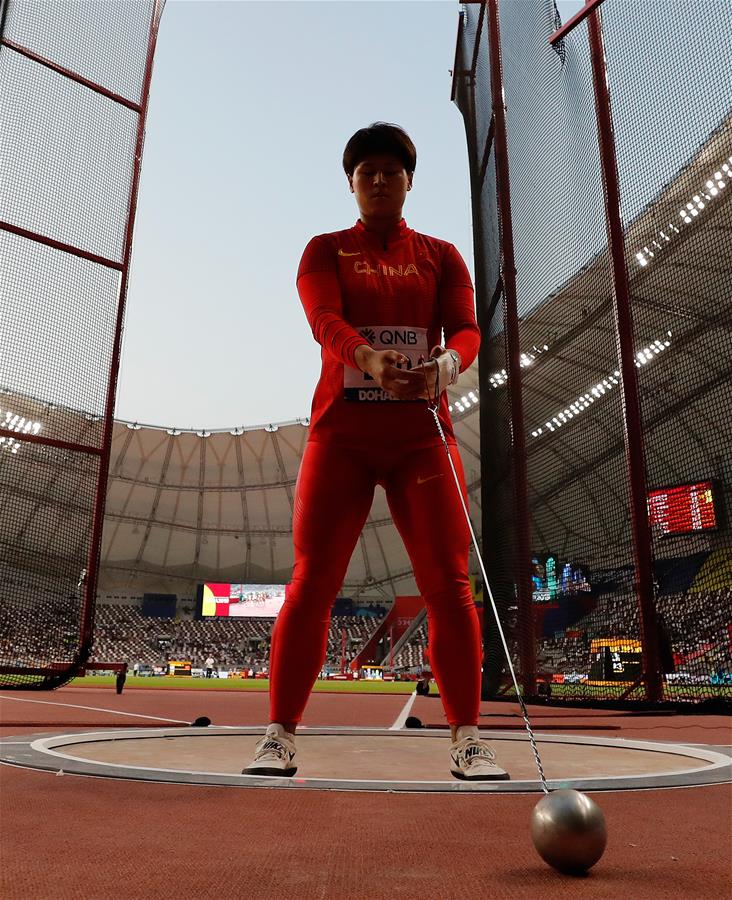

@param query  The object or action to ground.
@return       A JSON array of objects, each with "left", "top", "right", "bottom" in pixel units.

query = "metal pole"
[
  {"left": 455, "top": 6, "right": 505, "bottom": 699},
  {"left": 458, "top": 8, "right": 513, "bottom": 700},
  {"left": 486, "top": 0, "right": 536, "bottom": 696},
  {"left": 587, "top": 8, "right": 662, "bottom": 702},
  {"left": 549, "top": 0, "right": 606, "bottom": 45},
  {"left": 0, "top": 0, "right": 9, "bottom": 48}
]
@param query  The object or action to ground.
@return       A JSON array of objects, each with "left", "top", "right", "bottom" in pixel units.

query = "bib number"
[{"left": 344, "top": 325, "right": 429, "bottom": 402}]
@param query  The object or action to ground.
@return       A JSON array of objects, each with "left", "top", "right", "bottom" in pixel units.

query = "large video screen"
[
  {"left": 531, "top": 555, "right": 591, "bottom": 602},
  {"left": 647, "top": 481, "right": 719, "bottom": 537},
  {"left": 201, "top": 583, "right": 286, "bottom": 618}
]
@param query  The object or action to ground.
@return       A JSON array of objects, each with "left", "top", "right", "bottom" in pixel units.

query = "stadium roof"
[{"left": 99, "top": 368, "right": 483, "bottom": 599}]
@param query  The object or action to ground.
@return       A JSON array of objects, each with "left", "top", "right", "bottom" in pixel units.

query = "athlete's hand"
[
  {"left": 410, "top": 347, "right": 460, "bottom": 400},
  {"left": 354, "top": 346, "right": 427, "bottom": 400}
]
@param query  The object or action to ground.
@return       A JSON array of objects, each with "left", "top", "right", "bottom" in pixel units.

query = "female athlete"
[{"left": 245, "top": 123, "right": 508, "bottom": 781}]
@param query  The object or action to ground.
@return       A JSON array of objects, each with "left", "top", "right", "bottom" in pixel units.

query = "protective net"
[
  {"left": 0, "top": 0, "right": 164, "bottom": 687},
  {"left": 453, "top": 1, "right": 731, "bottom": 707}
]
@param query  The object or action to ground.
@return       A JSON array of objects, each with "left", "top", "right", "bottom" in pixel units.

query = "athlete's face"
[{"left": 349, "top": 153, "right": 412, "bottom": 220}]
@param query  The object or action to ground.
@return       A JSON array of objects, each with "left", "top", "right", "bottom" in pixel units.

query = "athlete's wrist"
[
  {"left": 446, "top": 349, "right": 461, "bottom": 383},
  {"left": 429, "top": 346, "right": 461, "bottom": 386}
]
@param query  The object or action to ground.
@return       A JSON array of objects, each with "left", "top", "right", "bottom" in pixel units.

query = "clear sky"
[{"left": 117, "top": 0, "right": 586, "bottom": 430}]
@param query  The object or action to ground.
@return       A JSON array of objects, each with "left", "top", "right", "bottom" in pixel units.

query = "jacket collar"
[{"left": 354, "top": 218, "right": 412, "bottom": 247}]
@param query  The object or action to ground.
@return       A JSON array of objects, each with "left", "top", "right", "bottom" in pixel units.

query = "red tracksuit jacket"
[{"left": 297, "top": 218, "right": 480, "bottom": 449}]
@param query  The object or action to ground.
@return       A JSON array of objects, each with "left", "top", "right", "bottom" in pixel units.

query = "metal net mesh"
[
  {"left": 0, "top": 232, "right": 121, "bottom": 427},
  {"left": 603, "top": 0, "right": 731, "bottom": 703},
  {"left": 454, "top": 0, "right": 731, "bottom": 706},
  {"left": 4, "top": 0, "right": 155, "bottom": 104},
  {"left": 0, "top": 0, "right": 163, "bottom": 687},
  {"left": 0, "top": 48, "right": 139, "bottom": 262}
]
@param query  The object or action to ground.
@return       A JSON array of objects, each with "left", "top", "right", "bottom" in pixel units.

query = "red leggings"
[{"left": 269, "top": 440, "right": 482, "bottom": 727}]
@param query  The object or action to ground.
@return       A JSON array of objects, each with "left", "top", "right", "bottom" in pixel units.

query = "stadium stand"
[
  {"left": 390, "top": 621, "right": 428, "bottom": 671},
  {"left": 91, "top": 607, "right": 383, "bottom": 673},
  {"left": 534, "top": 588, "right": 731, "bottom": 681},
  {"left": 3, "top": 581, "right": 727, "bottom": 685},
  {"left": 0, "top": 567, "right": 81, "bottom": 667},
  {"left": 0, "top": 601, "right": 384, "bottom": 675}
]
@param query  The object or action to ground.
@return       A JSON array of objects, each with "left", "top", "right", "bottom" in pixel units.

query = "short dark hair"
[{"left": 342, "top": 123, "right": 417, "bottom": 176}]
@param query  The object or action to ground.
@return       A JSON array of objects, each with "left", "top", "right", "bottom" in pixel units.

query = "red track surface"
[{"left": 2, "top": 687, "right": 730, "bottom": 900}]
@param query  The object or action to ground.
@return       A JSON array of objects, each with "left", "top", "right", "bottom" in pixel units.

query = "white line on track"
[
  {"left": 0, "top": 694, "right": 189, "bottom": 725},
  {"left": 389, "top": 690, "right": 418, "bottom": 730}
]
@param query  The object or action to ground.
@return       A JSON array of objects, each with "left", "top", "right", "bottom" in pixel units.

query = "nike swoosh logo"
[
  {"left": 417, "top": 474, "right": 444, "bottom": 485},
  {"left": 338, "top": 249, "right": 361, "bottom": 257}
]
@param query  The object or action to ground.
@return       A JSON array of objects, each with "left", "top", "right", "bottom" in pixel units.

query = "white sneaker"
[
  {"left": 242, "top": 724, "right": 297, "bottom": 777},
  {"left": 450, "top": 726, "right": 510, "bottom": 781}
]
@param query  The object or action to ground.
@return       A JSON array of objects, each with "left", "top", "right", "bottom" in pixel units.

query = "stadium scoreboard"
[
  {"left": 199, "top": 583, "right": 286, "bottom": 618},
  {"left": 647, "top": 480, "right": 720, "bottom": 537}
]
